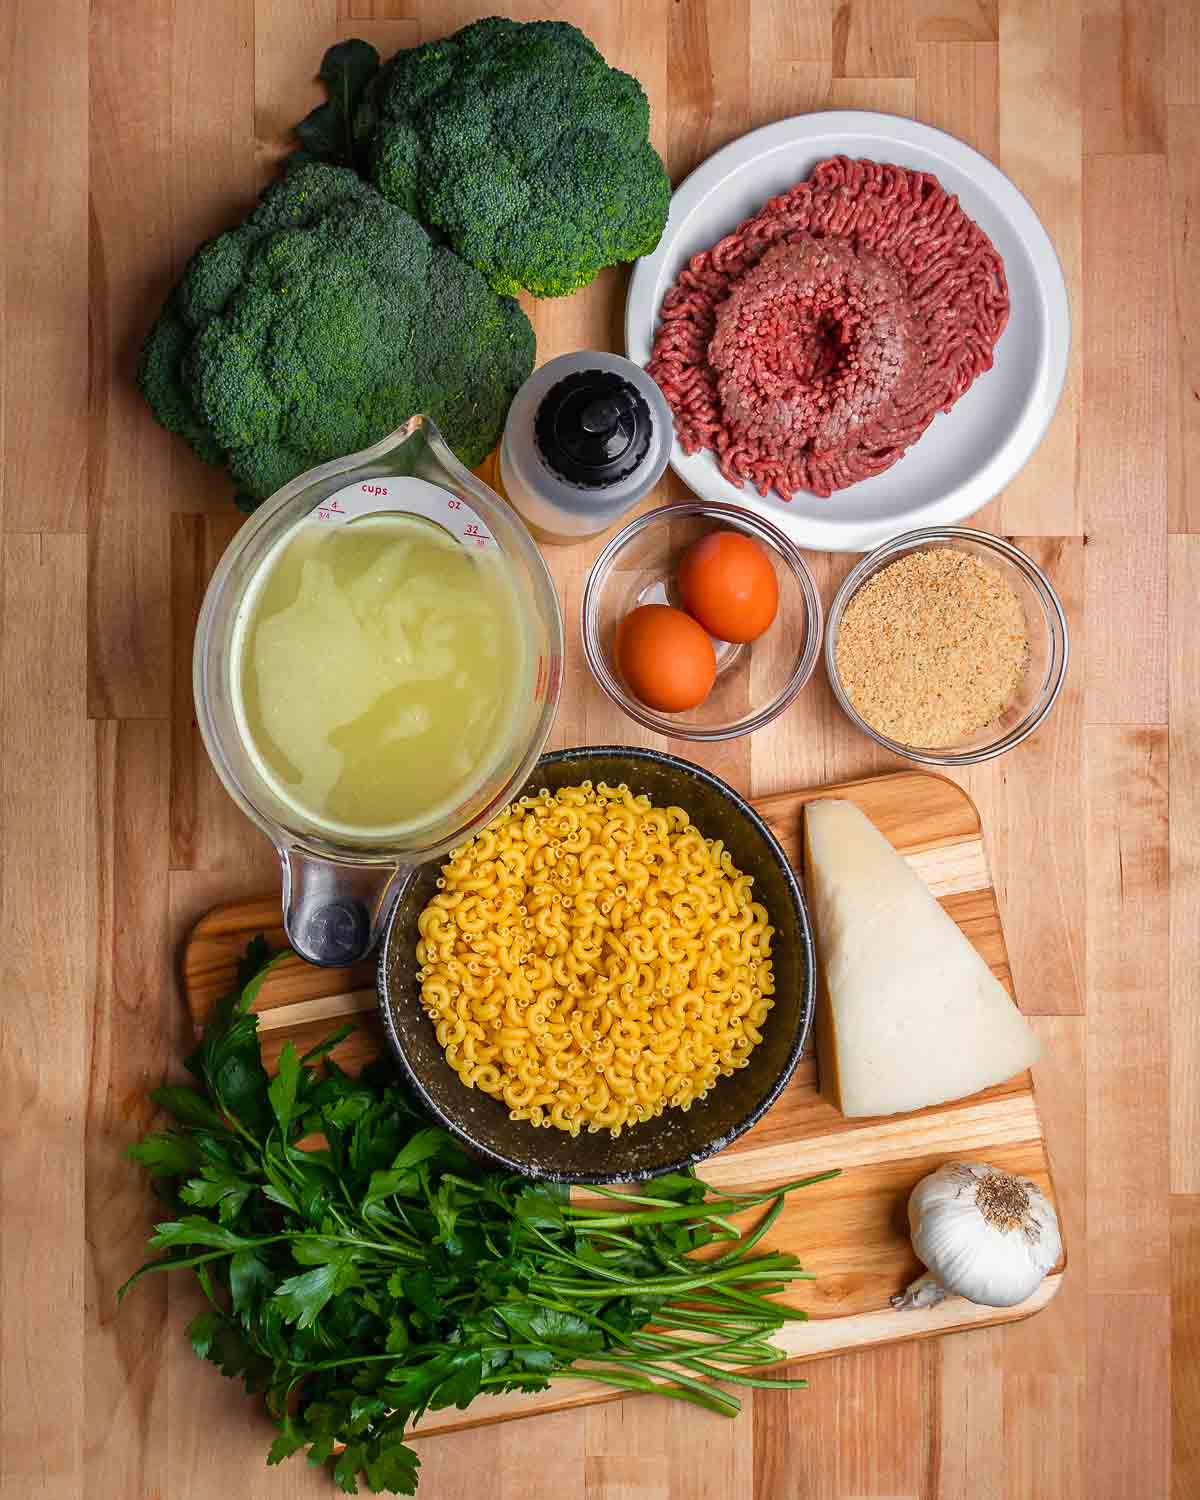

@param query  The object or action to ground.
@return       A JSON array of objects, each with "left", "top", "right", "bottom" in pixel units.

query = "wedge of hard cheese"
[{"left": 803, "top": 798, "right": 1040, "bottom": 1118}]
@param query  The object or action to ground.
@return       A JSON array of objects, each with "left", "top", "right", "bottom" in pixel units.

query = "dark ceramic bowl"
[{"left": 377, "top": 747, "right": 814, "bottom": 1182}]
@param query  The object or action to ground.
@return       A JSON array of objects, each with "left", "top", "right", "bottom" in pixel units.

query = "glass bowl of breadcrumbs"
[{"left": 826, "top": 528, "right": 1069, "bottom": 765}]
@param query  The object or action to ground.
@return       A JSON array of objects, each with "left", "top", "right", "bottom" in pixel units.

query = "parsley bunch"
[{"left": 122, "top": 942, "right": 837, "bottom": 1495}]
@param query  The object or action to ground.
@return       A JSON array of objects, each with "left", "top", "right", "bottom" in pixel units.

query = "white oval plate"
[{"left": 626, "top": 112, "right": 1070, "bottom": 554}]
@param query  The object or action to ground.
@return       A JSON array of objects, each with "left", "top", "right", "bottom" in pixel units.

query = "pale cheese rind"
[{"left": 803, "top": 799, "right": 1040, "bottom": 1118}]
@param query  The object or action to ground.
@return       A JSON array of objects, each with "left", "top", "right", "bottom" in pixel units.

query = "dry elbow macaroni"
[{"left": 415, "top": 781, "right": 775, "bottom": 1136}]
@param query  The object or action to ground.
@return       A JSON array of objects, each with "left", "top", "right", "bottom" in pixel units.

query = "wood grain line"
[
  {"left": 1087, "top": 1292, "right": 1171, "bottom": 1499},
  {"left": 0, "top": 535, "right": 90, "bottom": 1495},
  {"left": 1166, "top": 1, "right": 1199, "bottom": 107},
  {"left": 996, "top": 0, "right": 1083, "bottom": 534},
  {"left": 85, "top": 720, "right": 174, "bottom": 1499},
  {"left": 1172, "top": 1195, "right": 1200, "bottom": 1497},
  {"left": 1086, "top": 726, "right": 1170, "bottom": 1292},
  {"left": 832, "top": 0, "right": 915, "bottom": 77},
  {"left": 915, "top": 0, "right": 998, "bottom": 42},
  {"left": 1004, "top": 1373, "right": 1086, "bottom": 1500},
  {"left": 1082, "top": 155, "right": 1169, "bottom": 723},
  {"left": 1082, "top": 0, "right": 1167, "bottom": 155},
  {"left": 1167, "top": 105, "right": 1200, "bottom": 532},
  {"left": 975, "top": 538, "right": 1086, "bottom": 1016},
  {"left": 1169, "top": 538, "right": 1200, "bottom": 1191},
  {"left": 0, "top": 0, "right": 88, "bottom": 533},
  {"left": 674, "top": 0, "right": 753, "bottom": 180}
]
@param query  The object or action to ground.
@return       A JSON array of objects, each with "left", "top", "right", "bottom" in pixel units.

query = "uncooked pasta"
[
  {"left": 647, "top": 156, "right": 1010, "bottom": 499},
  {"left": 415, "top": 781, "right": 776, "bottom": 1137}
]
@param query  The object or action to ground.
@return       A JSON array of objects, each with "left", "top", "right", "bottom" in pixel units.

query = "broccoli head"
[
  {"left": 137, "top": 161, "right": 535, "bottom": 506},
  {"left": 353, "top": 17, "right": 671, "bottom": 298}
]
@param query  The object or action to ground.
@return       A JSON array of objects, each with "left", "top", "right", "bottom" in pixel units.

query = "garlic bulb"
[{"left": 891, "top": 1161, "right": 1062, "bottom": 1311}]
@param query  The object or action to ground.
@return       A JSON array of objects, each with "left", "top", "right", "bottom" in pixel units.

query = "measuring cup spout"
[{"left": 281, "top": 849, "right": 409, "bottom": 967}]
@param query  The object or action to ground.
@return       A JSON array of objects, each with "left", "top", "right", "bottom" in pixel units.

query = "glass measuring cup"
[{"left": 194, "top": 415, "right": 564, "bottom": 966}]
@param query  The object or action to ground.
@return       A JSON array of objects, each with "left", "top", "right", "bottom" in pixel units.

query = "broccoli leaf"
[{"left": 295, "top": 39, "right": 381, "bottom": 169}]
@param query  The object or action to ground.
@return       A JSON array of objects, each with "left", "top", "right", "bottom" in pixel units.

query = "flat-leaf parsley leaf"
[{"left": 122, "top": 944, "right": 838, "bottom": 1494}]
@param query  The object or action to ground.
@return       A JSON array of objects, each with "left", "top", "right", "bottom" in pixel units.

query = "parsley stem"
[
  {"left": 321, "top": 1234, "right": 423, "bottom": 1258},
  {"left": 534, "top": 1367, "right": 741, "bottom": 1418},
  {"left": 605, "top": 1357, "right": 745, "bottom": 1403},
  {"left": 537, "top": 1260, "right": 810, "bottom": 1298},
  {"left": 562, "top": 1203, "right": 754, "bottom": 1229},
  {"left": 665, "top": 1358, "right": 811, "bottom": 1391},
  {"left": 524, "top": 1292, "right": 769, "bottom": 1369},
  {"left": 706, "top": 1194, "right": 787, "bottom": 1267},
  {"left": 564, "top": 1170, "right": 839, "bottom": 1226},
  {"left": 649, "top": 1310, "right": 770, "bottom": 1336}
]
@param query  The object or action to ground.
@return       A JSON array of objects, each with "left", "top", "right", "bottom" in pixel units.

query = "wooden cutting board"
[{"left": 181, "top": 769, "right": 1063, "bottom": 1439}]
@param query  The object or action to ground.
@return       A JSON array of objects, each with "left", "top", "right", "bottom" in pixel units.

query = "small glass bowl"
[
  {"left": 582, "top": 501, "right": 823, "bottom": 741},
  {"left": 826, "top": 527, "right": 1069, "bottom": 766}
]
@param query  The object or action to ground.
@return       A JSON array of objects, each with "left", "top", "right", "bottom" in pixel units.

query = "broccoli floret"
[
  {"left": 136, "top": 162, "right": 534, "bottom": 505},
  {"left": 139, "top": 165, "right": 373, "bottom": 466},
  {"left": 138, "top": 306, "right": 227, "bottom": 467},
  {"left": 352, "top": 17, "right": 670, "bottom": 298}
]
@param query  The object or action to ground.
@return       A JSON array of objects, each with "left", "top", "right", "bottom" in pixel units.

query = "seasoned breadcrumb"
[{"left": 835, "top": 548, "right": 1029, "bottom": 747}]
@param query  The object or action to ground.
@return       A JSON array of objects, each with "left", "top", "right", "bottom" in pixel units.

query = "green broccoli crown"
[
  {"left": 358, "top": 17, "right": 670, "bottom": 298},
  {"left": 137, "top": 162, "right": 534, "bottom": 505}
]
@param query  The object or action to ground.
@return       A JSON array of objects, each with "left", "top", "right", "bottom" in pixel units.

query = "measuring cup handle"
[{"left": 281, "top": 849, "right": 409, "bottom": 967}]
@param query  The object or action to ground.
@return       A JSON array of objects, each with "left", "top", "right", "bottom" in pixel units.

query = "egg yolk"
[
  {"left": 677, "top": 531, "right": 779, "bottom": 643},
  {"left": 616, "top": 604, "right": 716, "bottom": 712}
]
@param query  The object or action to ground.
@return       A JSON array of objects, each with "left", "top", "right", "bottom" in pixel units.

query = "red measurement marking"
[
  {"left": 359, "top": 485, "right": 388, "bottom": 498},
  {"left": 447, "top": 498, "right": 462, "bottom": 510},
  {"left": 464, "top": 523, "right": 481, "bottom": 537}
]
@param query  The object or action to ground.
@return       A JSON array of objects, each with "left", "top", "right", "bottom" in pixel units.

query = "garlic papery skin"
[{"left": 891, "top": 1161, "right": 1062, "bottom": 1311}]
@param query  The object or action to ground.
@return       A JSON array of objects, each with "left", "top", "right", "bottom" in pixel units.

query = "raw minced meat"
[{"left": 646, "top": 156, "right": 1010, "bottom": 499}]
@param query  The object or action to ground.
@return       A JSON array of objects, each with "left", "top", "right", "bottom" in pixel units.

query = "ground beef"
[{"left": 646, "top": 156, "right": 1010, "bottom": 499}]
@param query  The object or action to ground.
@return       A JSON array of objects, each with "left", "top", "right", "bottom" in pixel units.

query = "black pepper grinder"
[{"left": 499, "top": 352, "right": 673, "bottom": 543}]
